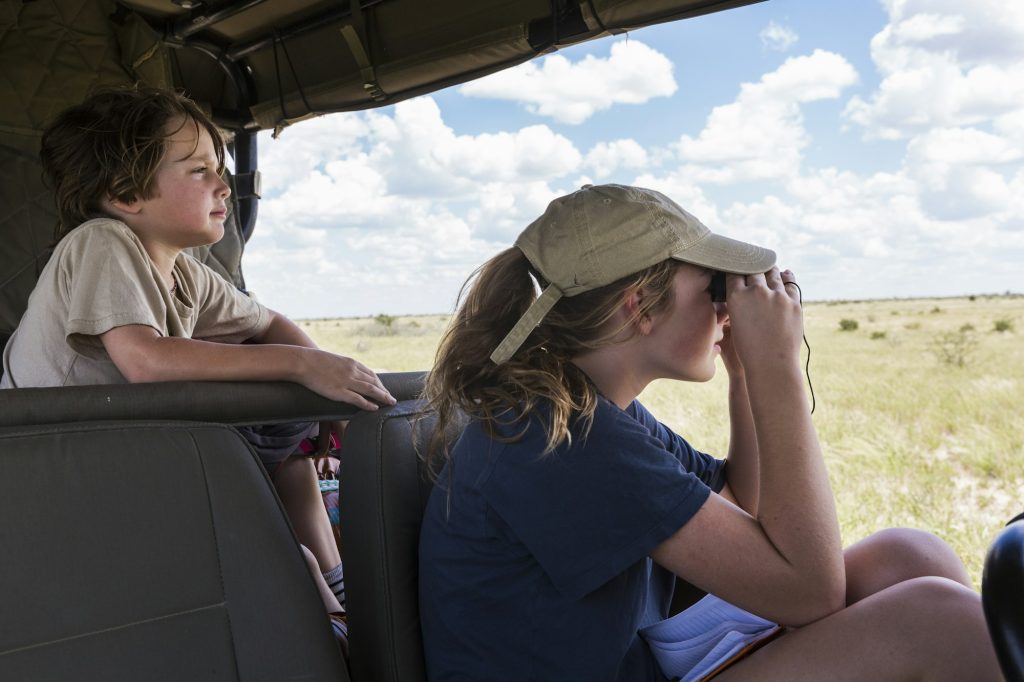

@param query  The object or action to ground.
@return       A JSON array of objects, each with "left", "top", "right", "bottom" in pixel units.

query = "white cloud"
[
  {"left": 244, "top": 96, "right": 580, "bottom": 317},
  {"left": 259, "top": 114, "right": 369, "bottom": 195},
  {"left": 584, "top": 139, "right": 650, "bottom": 179},
  {"left": 760, "top": 21, "right": 799, "bottom": 51},
  {"left": 845, "top": 0, "right": 1024, "bottom": 139},
  {"left": 458, "top": 39, "right": 677, "bottom": 124},
  {"left": 674, "top": 50, "right": 858, "bottom": 183}
]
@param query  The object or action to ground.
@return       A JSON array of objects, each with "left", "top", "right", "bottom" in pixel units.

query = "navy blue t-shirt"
[{"left": 419, "top": 397, "right": 725, "bottom": 681}]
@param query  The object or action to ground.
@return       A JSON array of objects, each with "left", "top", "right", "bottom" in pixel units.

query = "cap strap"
[{"left": 489, "top": 284, "right": 563, "bottom": 365}]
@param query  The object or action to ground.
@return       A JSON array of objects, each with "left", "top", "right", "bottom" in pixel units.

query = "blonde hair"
[{"left": 422, "top": 247, "right": 680, "bottom": 470}]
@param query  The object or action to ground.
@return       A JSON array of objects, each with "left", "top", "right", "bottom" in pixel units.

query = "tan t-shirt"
[{"left": 1, "top": 218, "right": 270, "bottom": 388}]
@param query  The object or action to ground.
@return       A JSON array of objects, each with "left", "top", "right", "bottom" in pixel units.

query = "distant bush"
[
  {"left": 929, "top": 329, "right": 977, "bottom": 368},
  {"left": 930, "top": 306, "right": 943, "bottom": 314},
  {"left": 904, "top": 322, "right": 921, "bottom": 330},
  {"left": 870, "top": 331, "right": 887, "bottom": 340},
  {"left": 960, "top": 323, "right": 975, "bottom": 332},
  {"left": 994, "top": 319, "right": 1014, "bottom": 333},
  {"left": 839, "top": 318, "right": 859, "bottom": 331},
  {"left": 374, "top": 313, "right": 397, "bottom": 335}
]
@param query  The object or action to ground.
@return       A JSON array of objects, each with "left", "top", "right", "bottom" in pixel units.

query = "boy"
[{"left": 1, "top": 86, "right": 390, "bottom": 630}]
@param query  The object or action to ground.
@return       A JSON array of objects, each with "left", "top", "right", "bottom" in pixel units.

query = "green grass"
[{"left": 300, "top": 295, "right": 1024, "bottom": 587}]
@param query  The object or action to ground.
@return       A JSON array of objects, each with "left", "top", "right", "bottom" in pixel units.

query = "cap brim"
[{"left": 672, "top": 233, "right": 776, "bottom": 275}]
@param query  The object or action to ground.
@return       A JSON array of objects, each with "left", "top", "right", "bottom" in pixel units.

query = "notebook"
[{"left": 640, "top": 593, "right": 780, "bottom": 681}]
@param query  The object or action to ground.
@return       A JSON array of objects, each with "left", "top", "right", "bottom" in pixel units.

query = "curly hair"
[
  {"left": 422, "top": 247, "right": 681, "bottom": 471},
  {"left": 39, "top": 86, "right": 225, "bottom": 240}
]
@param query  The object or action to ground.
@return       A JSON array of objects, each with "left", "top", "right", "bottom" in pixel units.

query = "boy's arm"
[
  {"left": 245, "top": 308, "right": 318, "bottom": 349},
  {"left": 99, "top": 323, "right": 395, "bottom": 410}
]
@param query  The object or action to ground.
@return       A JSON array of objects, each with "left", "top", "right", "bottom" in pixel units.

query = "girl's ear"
[{"left": 623, "top": 288, "right": 653, "bottom": 335}]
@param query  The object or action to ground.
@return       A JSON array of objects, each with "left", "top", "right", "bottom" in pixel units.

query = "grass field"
[{"left": 299, "top": 295, "right": 1023, "bottom": 587}]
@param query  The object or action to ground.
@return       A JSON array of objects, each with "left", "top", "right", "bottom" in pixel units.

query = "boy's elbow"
[
  {"left": 118, "top": 360, "right": 163, "bottom": 384},
  {"left": 112, "top": 348, "right": 170, "bottom": 384}
]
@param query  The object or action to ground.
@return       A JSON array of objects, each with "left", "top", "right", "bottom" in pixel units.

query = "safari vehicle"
[{"left": 0, "top": 1, "right": 1021, "bottom": 681}]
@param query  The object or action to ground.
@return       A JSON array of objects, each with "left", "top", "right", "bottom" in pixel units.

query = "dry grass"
[{"left": 301, "top": 295, "right": 1024, "bottom": 587}]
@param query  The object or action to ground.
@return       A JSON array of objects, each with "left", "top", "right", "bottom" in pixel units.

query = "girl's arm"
[
  {"left": 651, "top": 269, "right": 844, "bottom": 627},
  {"left": 718, "top": 323, "right": 760, "bottom": 516}
]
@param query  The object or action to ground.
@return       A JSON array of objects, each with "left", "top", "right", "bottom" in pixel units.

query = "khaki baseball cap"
[{"left": 489, "top": 184, "right": 776, "bottom": 364}]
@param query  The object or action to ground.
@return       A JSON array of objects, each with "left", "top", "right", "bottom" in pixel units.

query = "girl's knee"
[
  {"left": 855, "top": 527, "right": 970, "bottom": 584},
  {"left": 871, "top": 577, "right": 981, "bottom": 631}
]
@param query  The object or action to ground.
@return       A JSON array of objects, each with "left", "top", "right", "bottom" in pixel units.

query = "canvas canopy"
[{"left": 0, "top": 0, "right": 761, "bottom": 349}]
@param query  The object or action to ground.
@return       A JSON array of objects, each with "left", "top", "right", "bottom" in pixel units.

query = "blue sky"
[{"left": 243, "top": 0, "right": 1024, "bottom": 318}]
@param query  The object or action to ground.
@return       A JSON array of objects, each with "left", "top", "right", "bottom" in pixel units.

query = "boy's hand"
[
  {"left": 303, "top": 351, "right": 396, "bottom": 411},
  {"left": 724, "top": 268, "right": 803, "bottom": 374}
]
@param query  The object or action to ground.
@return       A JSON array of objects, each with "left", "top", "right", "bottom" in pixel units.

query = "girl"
[{"left": 418, "top": 184, "right": 999, "bottom": 681}]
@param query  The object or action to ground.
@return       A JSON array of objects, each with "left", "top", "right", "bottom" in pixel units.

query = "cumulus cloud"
[
  {"left": 583, "top": 139, "right": 650, "bottom": 179},
  {"left": 760, "top": 21, "right": 799, "bottom": 51},
  {"left": 673, "top": 50, "right": 858, "bottom": 183},
  {"left": 845, "top": 0, "right": 1024, "bottom": 139},
  {"left": 458, "top": 40, "right": 677, "bottom": 124},
  {"left": 243, "top": 96, "right": 576, "bottom": 317},
  {"left": 842, "top": 1, "right": 1024, "bottom": 226}
]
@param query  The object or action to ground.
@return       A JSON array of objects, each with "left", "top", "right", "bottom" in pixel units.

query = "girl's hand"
[
  {"left": 725, "top": 268, "right": 803, "bottom": 374},
  {"left": 717, "top": 315, "right": 744, "bottom": 377}
]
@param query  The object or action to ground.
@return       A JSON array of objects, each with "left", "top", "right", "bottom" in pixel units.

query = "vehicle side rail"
[{"left": 0, "top": 372, "right": 426, "bottom": 429}]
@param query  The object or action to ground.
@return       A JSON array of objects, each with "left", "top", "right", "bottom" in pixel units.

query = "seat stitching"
[
  {"left": 188, "top": 426, "right": 242, "bottom": 680},
  {"left": 0, "top": 602, "right": 227, "bottom": 657}
]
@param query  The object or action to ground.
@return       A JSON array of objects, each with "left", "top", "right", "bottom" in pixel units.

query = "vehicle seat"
[
  {"left": 340, "top": 399, "right": 462, "bottom": 682},
  {"left": 0, "top": 418, "right": 350, "bottom": 682},
  {"left": 982, "top": 514, "right": 1024, "bottom": 682}
]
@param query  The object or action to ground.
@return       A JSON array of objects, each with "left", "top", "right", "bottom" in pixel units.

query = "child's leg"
[
  {"left": 300, "top": 544, "right": 349, "bottom": 659},
  {"left": 275, "top": 456, "right": 342, "bottom": 571},
  {"left": 299, "top": 540, "right": 344, "bottom": 610},
  {"left": 843, "top": 528, "right": 972, "bottom": 604},
  {"left": 715, "top": 576, "right": 1000, "bottom": 681},
  {"left": 300, "top": 544, "right": 343, "bottom": 614}
]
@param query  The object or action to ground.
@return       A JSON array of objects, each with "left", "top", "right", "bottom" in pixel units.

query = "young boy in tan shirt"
[{"left": 1, "top": 87, "right": 388, "bottom": 644}]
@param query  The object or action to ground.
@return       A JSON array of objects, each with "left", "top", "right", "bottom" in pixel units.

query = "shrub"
[
  {"left": 374, "top": 313, "right": 397, "bottom": 335},
  {"left": 994, "top": 319, "right": 1014, "bottom": 333},
  {"left": 904, "top": 322, "right": 921, "bottom": 331},
  {"left": 929, "top": 329, "right": 978, "bottom": 368},
  {"left": 839, "top": 318, "right": 859, "bottom": 331},
  {"left": 960, "top": 323, "right": 975, "bottom": 332},
  {"left": 870, "top": 331, "right": 887, "bottom": 340},
  {"left": 930, "top": 306, "right": 943, "bottom": 314}
]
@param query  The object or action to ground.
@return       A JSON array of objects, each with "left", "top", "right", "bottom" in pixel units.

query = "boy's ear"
[{"left": 104, "top": 194, "right": 143, "bottom": 216}]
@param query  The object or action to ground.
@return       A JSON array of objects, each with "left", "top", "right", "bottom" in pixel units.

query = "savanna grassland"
[{"left": 299, "top": 295, "right": 1023, "bottom": 587}]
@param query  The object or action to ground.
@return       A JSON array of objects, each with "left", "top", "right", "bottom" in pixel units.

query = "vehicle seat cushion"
[{"left": 0, "top": 420, "right": 348, "bottom": 681}]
